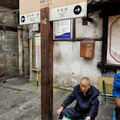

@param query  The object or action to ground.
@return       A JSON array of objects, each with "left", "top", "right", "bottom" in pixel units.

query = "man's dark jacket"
[{"left": 61, "top": 84, "right": 100, "bottom": 118}]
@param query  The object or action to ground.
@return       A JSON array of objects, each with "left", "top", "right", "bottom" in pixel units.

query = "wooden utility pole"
[{"left": 40, "top": 7, "right": 53, "bottom": 120}]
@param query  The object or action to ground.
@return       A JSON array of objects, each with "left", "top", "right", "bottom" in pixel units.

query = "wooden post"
[{"left": 40, "top": 7, "right": 53, "bottom": 120}]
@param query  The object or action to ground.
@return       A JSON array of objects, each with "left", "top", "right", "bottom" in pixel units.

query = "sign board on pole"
[
  {"left": 53, "top": 19, "right": 73, "bottom": 39},
  {"left": 20, "top": 0, "right": 87, "bottom": 25},
  {"left": 20, "top": 12, "right": 40, "bottom": 25},
  {"left": 20, "top": 0, "right": 87, "bottom": 14},
  {"left": 50, "top": 2, "right": 87, "bottom": 21},
  {"left": 35, "top": 33, "right": 41, "bottom": 70},
  {"left": 35, "top": 33, "right": 41, "bottom": 46}
]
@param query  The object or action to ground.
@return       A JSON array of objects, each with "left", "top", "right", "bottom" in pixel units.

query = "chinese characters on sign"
[
  {"left": 40, "top": 0, "right": 52, "bottom": 8},
  {"left": 20, "top": 12, "right": 40, "bottom": 25},
  {"left": 20, "top": 1, "right": 87, "bottom": 25},
  {"left": 57, "top": 7, "right": 68, "bottom": 18},
  {"left": 26, "top": 12, "right": 39, "bottom": 22}
]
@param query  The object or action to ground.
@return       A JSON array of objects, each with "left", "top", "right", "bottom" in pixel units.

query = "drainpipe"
[{"left": 27, "top": 37, "right": 40, "bottom": 87}]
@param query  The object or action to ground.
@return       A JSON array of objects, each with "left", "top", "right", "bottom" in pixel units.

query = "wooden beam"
[
  {"left": 101, "top": 16, "right": 108, "bottom": 65},
  {"left": 0, "top": 1, "right": 18, "bottom": 9},
  {"left": 97, "top": 12, "right": 108, "bottom": 73},
  {"left": 41, "top": 7, "right": 53, "bottom": 120},
  {"left": 88, "top": 0, "right": 120, "bottom": 12},
  {"left": 0, "top": 25, "right": 17, "bottom": 32}
]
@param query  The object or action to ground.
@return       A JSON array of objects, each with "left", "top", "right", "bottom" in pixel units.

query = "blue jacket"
[
  {"left": 112, "top": 73, "right": 120, "bottom": 97},
  {"left": 61, "top": 84, "right": 99, "bottom": 118}
]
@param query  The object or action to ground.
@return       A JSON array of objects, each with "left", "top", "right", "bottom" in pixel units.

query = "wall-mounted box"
[{"left": 80, "top": 39, "right": 95, "bottom": 58}]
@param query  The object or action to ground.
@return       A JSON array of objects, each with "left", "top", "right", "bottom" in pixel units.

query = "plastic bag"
[{"left": 62, "top": 116, "right": 72, "bottom": 120}]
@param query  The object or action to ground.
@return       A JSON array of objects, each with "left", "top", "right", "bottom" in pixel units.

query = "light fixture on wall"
[
  {"left": 82, "top": 17, "right": 88, "bottom": 25},
  {"left": 81, "top": 17, "right": 93, "bottom": 25},
  {"left": 82, "top": 0, "right": 94, "bottom": 25}
]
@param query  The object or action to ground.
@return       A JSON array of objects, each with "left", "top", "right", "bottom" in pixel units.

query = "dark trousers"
[
  {"left": 114, "top": 97, "right": 120, "bottom": 120},
  {"left": 59, "top": 107, "right": 95, "bottom": 120},
  {"left": 115, "top": 107, "right": 120, "bottom": 120}
]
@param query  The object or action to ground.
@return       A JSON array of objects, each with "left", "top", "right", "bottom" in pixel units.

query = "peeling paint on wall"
[
  {"left": 76, "top": 11, "right": 103, "bottom": 39},
  {"left": 54, "top": 41, "right": 102, "bottom": 88},
  {"left": 53, "top": 11, "right": 103, "bottom": 88}
]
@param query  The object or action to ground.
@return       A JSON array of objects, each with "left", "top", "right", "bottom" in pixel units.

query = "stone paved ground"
[{"left": 0, "top": 77, "right": 115, "bottom": 120}]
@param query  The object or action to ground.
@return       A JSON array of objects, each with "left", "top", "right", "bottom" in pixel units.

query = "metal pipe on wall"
[{"left": 27, "top": 37, "right": 40, "bottom": 86}]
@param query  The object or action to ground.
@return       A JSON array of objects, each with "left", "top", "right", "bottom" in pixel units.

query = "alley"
[{"left": 0, "top": 77, "right": 115, "bottom": 120}]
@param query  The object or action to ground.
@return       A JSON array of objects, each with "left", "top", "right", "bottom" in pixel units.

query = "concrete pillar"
[
  {"left": 29, "top": 25, "right": 35, "bottom": 81},
  {"left": 18, "top": 25, "right": 24, "bottom": 77}
]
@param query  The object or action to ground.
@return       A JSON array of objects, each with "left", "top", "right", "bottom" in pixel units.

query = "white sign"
[
  {"left": 53, "top": 19, "right": 72, "bottom": 39},
  {"left": 20, "top": 2, "right": 87, "bottom": 25},
  {"left": 50, "top": 2, "right": 87, "bottom": 21},
  {"left": 35, "top": 33, "right": 41, "bottom": 70},
  {"left": 35, "top": 34, "right": 41, "bottom": 46},
  {"left": 20, "top": 11, "right": 40, "bottom": 25}
]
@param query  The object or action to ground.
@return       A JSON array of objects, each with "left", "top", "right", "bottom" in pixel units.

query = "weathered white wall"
[
  {"left": 53, "top": 41, "right": 102, "bottom": 88},
  {"left": 53, "top": 11, "right": 103, "bottom": 88},
  {"left": 76, "top": 11, "right": 103, "bottom": 39}
]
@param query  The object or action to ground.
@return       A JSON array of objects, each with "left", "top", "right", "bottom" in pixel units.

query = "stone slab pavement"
[{"left": 0, "top": 77, "right": 115, "bottom": 120}]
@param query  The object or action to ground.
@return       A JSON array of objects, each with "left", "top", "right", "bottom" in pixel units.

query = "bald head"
[
  {"left": 80, "top": 77, "right": 91, "bottom": 93},
  {"left": 80, "top": 77, "right": 91, "bottom": 85}
]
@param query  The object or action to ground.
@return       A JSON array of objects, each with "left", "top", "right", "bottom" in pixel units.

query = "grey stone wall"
[
  {"left": 0, "top": 6, "right": 30, "bottom": 79},
  {"left": 0, "top": 31, "right": 19, "bottom": 78},
  {"left": 0, "top": 7, "right": 19, "bottom": 78},
  {"left": 22, "top": 26, "right": 30, "bottom": 76}
]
